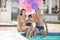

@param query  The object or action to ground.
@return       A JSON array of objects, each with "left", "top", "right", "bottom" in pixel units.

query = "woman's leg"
[{"left": 17, "top": 26, "right": 22, "bottom": 32}]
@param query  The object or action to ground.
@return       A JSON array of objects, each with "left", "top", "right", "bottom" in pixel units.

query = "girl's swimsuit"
[
  {"left": 26, "top": 20, "right": 32, "bottom": 26},
  {"left": 26, "top": 22, "right": 32, "bottom": 26}
]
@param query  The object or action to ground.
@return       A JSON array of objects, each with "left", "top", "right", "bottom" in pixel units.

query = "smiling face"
[
  {"left": 20, "top": 9, "right": 26, "bottom": 16},
  {"left": 28, "top": 15, "right": 32, "bottom": 20},
  {"left": 22, "top": 10, "right": 26, "bottom": 15},
  {"left": 35, "top": 8, "right": 39, "bottom": 13}
]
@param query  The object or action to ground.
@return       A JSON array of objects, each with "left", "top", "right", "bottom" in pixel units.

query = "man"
[{"left": 33, "top": 8, "right": 48, "bottom": 37}]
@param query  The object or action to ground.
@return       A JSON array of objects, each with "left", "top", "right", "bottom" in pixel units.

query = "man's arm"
[{"left": 43, "top": 16, "right": 48, "bottom": 33}]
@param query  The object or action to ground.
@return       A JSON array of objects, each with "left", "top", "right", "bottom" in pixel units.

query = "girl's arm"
[
  {"left": 32, "top": 23, "right": 36, "bottom": 30},
  {"left": 31, "top": 17, "right": 36, "bottom": 31}
]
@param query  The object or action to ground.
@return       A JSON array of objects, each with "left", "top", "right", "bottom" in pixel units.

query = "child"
[{"left": 25, "top": 15, "right": 36, "bottom": 38}]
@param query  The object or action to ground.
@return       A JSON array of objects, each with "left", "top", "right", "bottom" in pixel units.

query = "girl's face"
[
  {"left": 22, "top": 10, "right": 26, "bottom": 15},
  {"left": 28, "top": 17, "right": 32, "bottom": 20}
]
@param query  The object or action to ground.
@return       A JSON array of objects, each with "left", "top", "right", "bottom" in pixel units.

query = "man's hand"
[{"left": 46, "top": 29, "right": 48, "bottom": 33}]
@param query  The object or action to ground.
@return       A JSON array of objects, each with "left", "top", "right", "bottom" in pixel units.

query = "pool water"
[
  {"left": 21, "top": 33, "right": 60, "bottom": 40},
  {"left": 28, "top": 36, "right": 60, "bottom": 40}
]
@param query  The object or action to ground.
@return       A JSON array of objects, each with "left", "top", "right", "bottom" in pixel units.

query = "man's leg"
[{"left": 40, "top": 30, "right": 46, "bottom": 37}]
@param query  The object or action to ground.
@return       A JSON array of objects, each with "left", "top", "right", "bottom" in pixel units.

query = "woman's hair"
[{"left": 20, "top": 9, "right": 26, "bottom": 16}]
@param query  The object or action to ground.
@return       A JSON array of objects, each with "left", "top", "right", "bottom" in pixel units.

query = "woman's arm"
[
  {"left": 23, "top": 20, "right": 27, "bottom": 26},
  {"left": 17, "top": 15, "right": 22, "bottom": 32}
]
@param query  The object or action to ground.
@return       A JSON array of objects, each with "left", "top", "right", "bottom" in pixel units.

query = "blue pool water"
[{"left": 21, "top": 32, "right": 60, "bottom": 40}]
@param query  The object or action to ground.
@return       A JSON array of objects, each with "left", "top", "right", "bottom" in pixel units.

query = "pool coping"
[{"left": 21, "top": 32, "right": 60, "bottom": 37}]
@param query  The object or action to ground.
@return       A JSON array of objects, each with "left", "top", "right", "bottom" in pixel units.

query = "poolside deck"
[
  {"left": 0, "top": 22, "right": 60, "bottom": 32},
  {"left": 0, "top": 22, "right": 60, "bottom": 40},
  {"left": 0, "top": 22, "right": 28, "bottom": 40}
]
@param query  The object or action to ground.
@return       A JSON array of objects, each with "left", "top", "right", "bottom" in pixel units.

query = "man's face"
[{"left": 35, "top": 9, "right": 39, "bottom": 13}]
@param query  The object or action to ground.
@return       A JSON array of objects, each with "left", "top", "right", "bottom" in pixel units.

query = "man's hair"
[{"left": 28, "top": 15, "right": 32, "bottom": 18}]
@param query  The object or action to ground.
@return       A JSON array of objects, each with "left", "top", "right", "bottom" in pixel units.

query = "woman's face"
[{"left": 22, "top": 10, "right": 26, "bottom": 15}]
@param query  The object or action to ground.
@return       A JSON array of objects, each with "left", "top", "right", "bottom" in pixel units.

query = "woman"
[{"left": 17, "top": 9, "right": 28, "bottom": 32}]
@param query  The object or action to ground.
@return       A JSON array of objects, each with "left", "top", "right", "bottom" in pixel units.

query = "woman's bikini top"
[{"left": 20, "top": 16, "right": 25, "bottom": 26}]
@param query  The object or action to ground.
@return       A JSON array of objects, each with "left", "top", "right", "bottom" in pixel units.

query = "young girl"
[{"left": 25, "top": 15, "right": 36, "bottom": 38}]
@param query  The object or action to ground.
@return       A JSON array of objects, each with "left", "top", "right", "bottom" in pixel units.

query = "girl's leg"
[
  {"left": 26, "top": 28, "right": 31, "bottom": 38},
  {"left": 33, "top": 29, "right": 37, "bottom": 37},
  {"left": 29, "top": 31, "right": 33, "bottom": 37}
]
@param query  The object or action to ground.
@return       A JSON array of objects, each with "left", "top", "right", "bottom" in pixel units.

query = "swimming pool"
[{"left": 21, "top": 32, "right": 60, "bottom": 40}]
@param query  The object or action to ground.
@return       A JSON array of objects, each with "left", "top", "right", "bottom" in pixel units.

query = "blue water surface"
[{"left": 21, "top": 32, "right": 60, "bottom": 40}]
